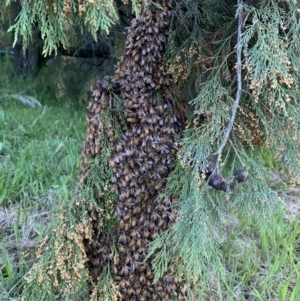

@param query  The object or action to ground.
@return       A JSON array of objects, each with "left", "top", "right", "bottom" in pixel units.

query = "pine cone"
[
  {"left": 208, "top": 174, "right": 227, "bottom": 191},
  {"left": 234, "top": 169, "right": 249, "bottom": 183}
]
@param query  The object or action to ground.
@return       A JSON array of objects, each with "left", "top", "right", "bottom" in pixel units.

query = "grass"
[
  {"left": 0, "top": 94, "right": 86, "bottom": 299},
  {"left": 0, "top": 59, "right": 300, "bottom": 301},
  {"left": 0, "top": 103, "right": 85, "bottom": 205},
  {"left": 218, "top": 215, "right": 300, "bottom": 300}
]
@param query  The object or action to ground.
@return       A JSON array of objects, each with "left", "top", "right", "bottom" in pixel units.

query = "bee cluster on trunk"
[{"left": 79, "top": 1, "right": 185, "bottom": 300}]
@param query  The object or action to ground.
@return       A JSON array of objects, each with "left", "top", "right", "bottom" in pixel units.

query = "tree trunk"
[{"left": 13, "top": 25, "right": 44, "bottom": 77}]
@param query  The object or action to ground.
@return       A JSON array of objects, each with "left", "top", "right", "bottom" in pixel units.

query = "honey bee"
[
  {"left": 116, "top": 154, "right": 123, "bottom": 163},
  {"left": 132, "top": 136, "right": 139, "bottom": 146},
  {"left": 109, "top": 158, "right": 116, "bottom": 168},
  {"left": 90, "top": 267, "right": 99, "bottom": 280},
  {"left": 154, "top": 182, "right": 164, "bottom": 191},
  {"left": 120, "top": 190, "right": 129, "bottom": 200},
  {"left": 158, "top": 204, "right": 165, "bottom": 212},
  {"left": 140, "top": 87, "right": 147, "bottom": 94},
  {"left": 134, "top": 157, "right": 143, "bottom": 164},
  {"left": 92, "top": 257, "right": 100, "bottom": 267},
  {"left": 119, "top": 219, "right": 125, "bottom": 229},
  {"left": 89, "top": 102, "right": 96, "bottom": 112},
  {"left": 161, "top": 210, "right": 167, "bottom": 220},
  {"left": 121, "top": 265, "right": 129, "bottom": 276},
  {"left": 124, "top": 198, "right": 133, "bottom": 208},
  {"left": 127, "top": 287, "right": 135, "bottom": 296},
  {"left": 139, "top": 274, "right": 146, "bottom": 284},
  {"left": 136, "top": 39, "right": 143, "bottom": 48},
  {"left": 112, "top": 264, "right": 118, "bottom": 275},
  {"left": 115, "top": 143, "right": 123, "bottom": 153},
  {"left": 157, "top": 164, "right": 168, "bottom": 174},
  {"left": 110, "top": 184, "right": 118, "bottom": 193},
  {"left": 135, "top": 286, "right": 145, "bottom": 301},
  {"left": 137, "top": 212, "right": 145, "bottom": 224},
  {"left": 128, "top": 159, "right": 135, "bottom": 169},
  {"left": 133, "top": 206, "right": 141, "bottom": 215},
  {"left": 140, "top": 57, "right": 146, "bottom": 66},
  {"left": 87, "top": 132, "right": 94, "bottom": 141},
  {"left": 124, "top": 223, "right": 130, "bottom": 232},
  {"left": 129, "top": 238, "right": 136, "bottom": 248},
  {"left": 133, "top": 252, "right": 140, "bottom": 261},
  {"left": 157, "top": 219, "right": 165, "bottom": 228},
  {"left": 115, "top": 170, "right": 122, "bottom": 179},
  {"left": 134, "top": 187, "right": 141, "bottom": 197},
  {"left": 124, "top": 213, "right": 131, "bottom": 221},
  {"left": 126, "top": 99, "right": 135, "bottom": 109},
  {"left": 148, "top": 222, "right": 155, "bottom": 231},
  {"left": 145, "top": 282, "right": 153, "bottom": 293},
  {"left": 124, "top": 173, "right": 132, "bottom": 182},
  {"left": 128, "top": 273, "right": 136, "bottom": 283},
  {"left": 139, "top": 80, "right": 145, "bottom": 89},
  {"left": 125, "top": 254, "right": 131, "bottom": 265},
  {"left": 144, "top": 126, "right": 150, "bottom": 135},
  {"left": 134, "top": 54, "right": 140, "bottom": 62},
  {"left": 118, "top": 233, "right": 127, "bottom": 244},
  {"left": 159, "top": 76, "right": 165, "bottom": 85},
  {"left": 133, "top": 64, "right": 140, "bottom": 73},
  {"left": 143, "top": 268, "right": 152, "bottom": 280},
  {"left": 129, "top": 228, "right": 137, "bottom": 238},
  {"left": 151, "top": 231, "right": 159, "bottom": 241},
  {"left": 120, "top": 178, "right": 127, "bottom": 188},
  {"left": 119, "top": 279, "right": 126, "bottom": 290},
  {"left": 125, "top": 189, "right": 131, "bottom": 198},
  {"left": 127, "top": 117, "right": 137, "bottom": 123},
  {"left": 117, "top": 243, "right": 125, "bottom": 253},
  {"left": 136, "top": 238, "right": 142, "bottom": 247}
]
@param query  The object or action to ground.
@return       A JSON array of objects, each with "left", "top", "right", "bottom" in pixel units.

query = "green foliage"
[
  {"left": 5, "top": 0, "right": 118, "bottom": 55},
  {"left": 89, "top": 265, "right": 120, "bottom": 301},
  {"left": 147, "top": 0, "right": 300, "bottom": 299},
  {"left": 19, "top": 203, "right": 92, "bottom": 301}
]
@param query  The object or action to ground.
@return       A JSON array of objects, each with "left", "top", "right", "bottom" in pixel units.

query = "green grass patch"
[
  {"left": 0, "top": 102, "right": 86, "bottom": 205},
  {"left": 0, "top": 99, "right": 86, "bottom": 299}
]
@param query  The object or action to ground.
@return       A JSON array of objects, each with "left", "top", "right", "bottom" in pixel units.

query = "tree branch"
[{"left": 212, "top": 0, "right": 243, "bottom": 171}]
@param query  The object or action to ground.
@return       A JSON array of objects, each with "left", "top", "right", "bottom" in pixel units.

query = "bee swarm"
[{"left": 79, "top": 1, "right": 185, "bottom": 300}]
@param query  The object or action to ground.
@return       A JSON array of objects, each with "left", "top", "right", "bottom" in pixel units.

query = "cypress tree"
[{"left": 6, "top": 0, "right": 300, "bottom": 300}]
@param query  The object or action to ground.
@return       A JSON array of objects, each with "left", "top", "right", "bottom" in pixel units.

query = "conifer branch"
[
  {"left": 212, "top": 0, "right": 243, "bottom": 170},
  {"left": 229, "top": 138, "right": 245, "bottom": 166}
]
